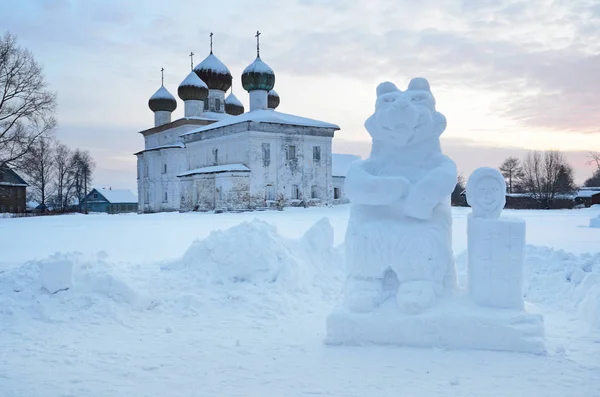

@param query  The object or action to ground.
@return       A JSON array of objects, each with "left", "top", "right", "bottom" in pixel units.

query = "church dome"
[
  {"left": 242, "top": 57, "right": 275, "bottom": 92},
  {"left": 178, "top": 71, "right": 208, "bottom": 101},
  {"left": 148, "top": 86, "right": 177, "bottom": 112},
  {"left": 267, "top": 89, "right": 280, "bottom": 109},
  {"left": 225, "top": 92, "right": 244, "bottom": 115},
  {"left": 193, "top": 53, "right": 232, "bottom": 92}
]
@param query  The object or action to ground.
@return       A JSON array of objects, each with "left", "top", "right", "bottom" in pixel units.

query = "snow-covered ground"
[{"left": 1, "top": 205, "right": 599, "bottom": 397}]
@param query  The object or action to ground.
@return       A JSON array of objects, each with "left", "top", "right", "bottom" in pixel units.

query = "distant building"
[
  {"left": 136, "top": 33, "right": 340, "bottom": 213},
  {"left": 0, "top": 165, "right": 27, "bottom": 213},
  {"left": 83, "top": 188, "right": 138, "bottom": 214},
  {"left": 575, "top": 188, "right": 600, "bottom": 207},
  {"left": 331, "top": 154, "right": 360, "bottom": 204}
]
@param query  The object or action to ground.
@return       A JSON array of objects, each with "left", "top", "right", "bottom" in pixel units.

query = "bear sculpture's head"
[{"left": 365, "top": 77, "right": 446, "bottom": 148}]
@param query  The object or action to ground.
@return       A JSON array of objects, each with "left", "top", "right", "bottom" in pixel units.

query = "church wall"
[
  {"left": 246, "top": 130, "right": 332, "bottom": 205},
  {"left": 185, "top": 132, "right": 251, "bottom": 170},
  {"left": 138, "top": 148, "right": 185, "bottom": 213}
]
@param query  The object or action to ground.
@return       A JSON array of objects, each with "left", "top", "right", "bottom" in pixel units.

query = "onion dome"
[
  {"left": 148, "top": 86, "right": 177, "bottom": 112},
  {"left": 242, "top": 57, "right": 275, "bottom": 92},
  {"left": 193, "top": 53, "right": 232, "bottom": 92},
  {"left": 178, "top": 71, "right": 208, "bottom": 101},
  {"left": 225, "top": 92, "right": 244, "bottom": 115},
  {"left": 267, "top": 89, "right": 280, "bottom": 109}
]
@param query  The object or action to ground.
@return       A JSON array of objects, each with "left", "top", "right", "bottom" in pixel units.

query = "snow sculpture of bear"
[
  {"left": 343, "top": 77, "right": 457, "bottom": 314},
  {"left": 326, "top": 80, "right": 545, "bottom": 354}
]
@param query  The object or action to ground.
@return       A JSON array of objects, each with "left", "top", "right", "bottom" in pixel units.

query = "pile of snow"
[
  {"left": 162, "top": 218, "right": 342, "bottom": 293},
  {"left": 0, "top": 251, "right": 154, "bottom": 322},
  {"left": 590, "top": 214, "right": 600, "bottom": 228}
]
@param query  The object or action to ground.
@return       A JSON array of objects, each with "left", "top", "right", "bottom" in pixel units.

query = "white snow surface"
[
  {"left": 590, "top": 214, "right": 600, "bottom": 228},
  {"left": 149, "top": 85, "right": 176, "bottom": 101},
  {"left": 1, "top": 206, "right": 600, "bottom": 396},
  {"left": 268, "top": 89, "right": 279, "bottom": 97},
  {"left": 93, "top": 188, "right": 138, "bottom": 204},
  {"left": 177, "top": 163, "right": 250, "bottom": 177},
  {"left": 332, "top": 153, "right": 361, "bottom": 177},
  {"left": 243, "top": 56, "right": 274, "bottom": 74},
  {"left": 194, "top": 53, "right": 231, "bottom": 75},
  {"left": 181, "top": 109, "right": 340, "bottom": 136},
  {"left": 225, "top": 92, "right": 243, "bottom": 107},
  {"left": 179, "top": 71, "right": 208, "bottom": 88}
]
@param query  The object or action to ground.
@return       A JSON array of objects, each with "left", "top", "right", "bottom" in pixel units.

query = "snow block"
[
  {"left": 590, "top": 215, "right": 600, "bottom": 228},
  {"left": 468, "top": 216, "right": 525, "bottom": 309},
  {"left": 326, "top": 298, "right": 545, "bottom": 354},
  {"left": 40, "top": 256, "right": 74, "bottom": 294}
]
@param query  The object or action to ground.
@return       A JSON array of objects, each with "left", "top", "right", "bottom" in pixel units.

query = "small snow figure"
[
  {"left": 343, "top": 77, "right": 458, "bottom": 314},
  {"left": 465, "top": 167, "right": 505, "bottom": 219},
  {"left": 466, "top": 167, "right": 525, "bottom": 309}
]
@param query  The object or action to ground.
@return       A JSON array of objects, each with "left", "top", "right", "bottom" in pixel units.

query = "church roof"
[
  {"left": 225, "top": 92, "right": 243, "bottom": 107},
  {"left": 180, "top": 109, "right": 339, "bottom": 137},
  {"left": 178, "top": 164, "right": 250, "bottom": 177},
  {"left": 134, "top": 142, "right": 185, "bottom": 155},
  {"left": 242, "top": 56, "right": 275, "bottom": 92},
  {"left": 193, "top": 53, "right": 232, "bottom": 91},
  {"left": 149, "top": 85, "right": 177, "bottom": 112},
  {"left": 178, "top": 71, "right": 208, "bottom": 101}
]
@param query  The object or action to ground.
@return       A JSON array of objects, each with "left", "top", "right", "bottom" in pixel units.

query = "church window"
[
  {"left": 311, "top": 185, "right": 318, "bottom": 199},
  {"left": 287, "top": 145, "right": 297, "bottom": 161},
  {"left": 145, "top": 189, "right": 149, "bottom": 203},
  {"left": 213, "top": 148, "right": 219, "bottom": 165},
  {"left": 262, "top": 143, "right": 271, "bottom": 166},
  {"left": 313, "top": 146, "right": 321, "bottom": 162},
  {"left": 215, "top": 98, "right": 221, "bottom": 111},
  {"left": 266, "top": 184, "right": 275, "bottom": 200},
  {"left": 163, "top": 163, "right": 167, "bottom": 174},
  {"left": 334, "top": 187, "right": 340, "bottom": 200},
  {"left": 163, "top": 191, "right": 168, "bottom": 202},
  {"left": 291, "top": 184, "right": 300, "bottom": 200}
]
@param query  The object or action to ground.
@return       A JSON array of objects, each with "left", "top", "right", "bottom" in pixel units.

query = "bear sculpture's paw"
[
  {"left": 396, "top": 280, "right": 437, "bottom": 314},
  {"left": 344, "top": 278, "right": 382, "bottom": 313}
]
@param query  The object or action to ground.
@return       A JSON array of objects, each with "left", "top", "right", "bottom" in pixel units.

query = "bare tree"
[
  {"left": 0, "top": 32, "right": 56, "bottom": 168},
  {"left": 69, "top": 149, "right": 95, "bottom": 212},
  {"left": 521, "top": 150, "right": 576, "bottom": 208},
  {"left": 53, "top": 142, "right": 73, "bottom": 211},
  {"left": 587, "top": 152, "right": 600, "bottom": 172},
  {"left": 584, "top": 152, "right": 600, "bottom": 187},
  {"left": 499, "top": 157, "right": 523, "bottom": 194},
  {"left": 18, "top": 136, "right": 55, "bottom": 210}
]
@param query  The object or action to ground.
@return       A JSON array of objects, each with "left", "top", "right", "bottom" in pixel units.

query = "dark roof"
[{"left": 0, "top": 165, "right": 28, "bottom": 187}]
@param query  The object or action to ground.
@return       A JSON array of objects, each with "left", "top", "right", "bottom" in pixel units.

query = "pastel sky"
[{"left": 2, "top": 0, "right": 599, "bottom": 189}]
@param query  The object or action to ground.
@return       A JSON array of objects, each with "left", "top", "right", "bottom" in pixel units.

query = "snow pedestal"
[
  {"left": 468, "top": 216, "right": 525, "bottom": 309},
  {"left": 326, "top": 298, "right": 545, "bottom": 354}
]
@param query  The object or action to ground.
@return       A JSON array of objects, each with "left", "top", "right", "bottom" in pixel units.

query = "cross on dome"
[{"left": 255, "top": 30, "right": 261, "bottom": 57}]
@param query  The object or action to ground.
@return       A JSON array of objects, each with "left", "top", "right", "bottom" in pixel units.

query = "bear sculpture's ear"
[
  {"left": 407, "top": 77, "right": 431, "bottom": 92},
  {"left": 376, "top": 81, "right": 399, "bottom": 97}
]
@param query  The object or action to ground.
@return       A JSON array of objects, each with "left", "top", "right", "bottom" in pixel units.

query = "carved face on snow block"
[
  {"left": 364, "top": 77, "right": 447, "bottom": 148},
  {"left": 466, "top": 167, "right": 506, "bottom": 219}
]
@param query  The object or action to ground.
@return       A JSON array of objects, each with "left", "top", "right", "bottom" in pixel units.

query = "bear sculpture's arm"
[
  {"left": 404, "top": 155, "right": 457, "bottom": 219},
  {"left": 345, "top": 160, "right": 410, "bottom": 205}
]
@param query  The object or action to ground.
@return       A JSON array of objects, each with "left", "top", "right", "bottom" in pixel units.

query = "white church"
[{"left": 135, "top": 33, "right": 349, "bottom": 213}]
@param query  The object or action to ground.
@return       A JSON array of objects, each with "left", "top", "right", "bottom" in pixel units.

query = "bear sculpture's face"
[{"left": 364, "top": 78, "right": 446, "bottom": 148}]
